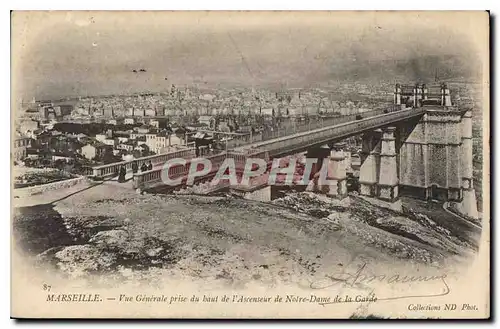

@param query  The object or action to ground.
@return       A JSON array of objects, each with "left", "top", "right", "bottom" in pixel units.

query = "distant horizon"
[
  {"left": 12, "top": 11, "right": 486, "bottom": 101},
  {"left": 20, "top": 77, "right": 480, "bottom": 105}
]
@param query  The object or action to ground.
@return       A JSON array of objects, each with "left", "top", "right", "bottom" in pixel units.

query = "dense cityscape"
[
  {"left": 13, "top": 81, "right": 482, "bottom": 192},
  {"left": 12, "top": 83, "right": 387, "bottom": 184}
]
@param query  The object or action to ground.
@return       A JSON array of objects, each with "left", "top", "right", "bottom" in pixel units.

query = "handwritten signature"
[{"left": 309, "top": 262, "right": 450, "bottom": 305}]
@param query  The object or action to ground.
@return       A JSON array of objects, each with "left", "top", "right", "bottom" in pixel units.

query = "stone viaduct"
[{"left": 89, "top": 83, "right": 479, "bottom": 219}]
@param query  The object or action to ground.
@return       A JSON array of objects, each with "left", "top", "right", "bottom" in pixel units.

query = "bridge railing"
[
  {"left": 133, "top": 168, "right": 164, "bottom": 189},
  {"left": 132, "top": 146, "right": 273, "bottom": 191},
  {"left": 244, "top": 148, "right": 270, "bottom": 162},
  {"left": 214, "top": 110, "right": 393, "bottom": 151},
  {"left": 257, "top": 109, "right": 388, "bottom": 144},
  {"left": 79, "top": 166, "right": 95, "bottom": 176},
  {"left": 92, "top": 147, "right": 196, "bottom": 178},
  {"left": 220, "top": 110, "right": 391, "bottom": 151},
  {"left": 208, "top": 153, "right": 228, "bottom": 174},
  {"left": 257, "top": 108, "right": 426, "bottom": 157},
  {"left": 132, "top": 150, "right": 230, "bottom": 190}
]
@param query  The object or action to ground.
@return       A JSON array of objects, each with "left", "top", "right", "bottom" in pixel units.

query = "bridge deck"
[
  {"left": 130, "top": 107, "right": 428, "bottom": 191},
  {"left": 87, "top": 107, "right": 428, "bottom": 191},
  {"left": 236, "top": 107, "right": 426, "bottom": 157}
]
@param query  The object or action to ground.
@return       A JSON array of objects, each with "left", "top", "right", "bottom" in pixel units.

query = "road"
[{"left": 400, "top": 196, "right": 481, "bottom": 249}]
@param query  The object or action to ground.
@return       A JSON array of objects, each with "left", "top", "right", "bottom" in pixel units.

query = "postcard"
[{"left": 11, "top": 10, "right": 490, "bottom": 319}]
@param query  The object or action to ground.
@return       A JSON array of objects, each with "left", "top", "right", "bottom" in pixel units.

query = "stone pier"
[
  {"left": 305, "top": 145, "right": 331, "bottom": 192},
  {"left": 378, "top": 127, "right": 399, "bottom": 202},
  {"left": 399, "top": 107, "right": 465, "bottom": 202},
  {"left": 459, "top": 110, "right": 479, "bottom": 219},
  {"left": 359, "top": 130, "right": 381, "bottom": 197},
  {"left": 325, "top": 143, "right": 347, "bottom": 199}
]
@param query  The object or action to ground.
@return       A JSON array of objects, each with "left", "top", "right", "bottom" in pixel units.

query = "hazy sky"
[{"left": 12, "top": 11, "right": 488, "bottom": 100}]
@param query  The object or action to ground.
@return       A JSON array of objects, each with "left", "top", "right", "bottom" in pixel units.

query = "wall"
[{"left": 13, "top": 176, "right": 88, "bottom": 197}]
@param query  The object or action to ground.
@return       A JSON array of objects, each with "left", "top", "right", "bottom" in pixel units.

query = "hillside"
[
  {"left": 319, "top": 55, "right": 481, "bottom": 85},
  {"left": 12, "top": 182, "right": 479, "bottom": 288}
]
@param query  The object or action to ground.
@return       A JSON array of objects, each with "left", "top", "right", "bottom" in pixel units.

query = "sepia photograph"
[{"left": 10, "top": 10, "right": 490, "bottom": 319}]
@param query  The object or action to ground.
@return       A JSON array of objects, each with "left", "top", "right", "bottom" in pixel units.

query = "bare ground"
[{"left": 12, "top": 181, "right": 479, "bottom": 289}]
